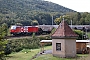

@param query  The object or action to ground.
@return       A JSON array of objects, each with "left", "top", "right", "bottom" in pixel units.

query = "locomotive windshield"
[{"left": 11, "top": 26, "right": 16, "bottom": 29}]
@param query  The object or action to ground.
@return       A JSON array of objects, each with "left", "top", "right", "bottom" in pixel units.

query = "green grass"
[
  {"left": 6, "top": 46, "right": 89, "bottom": 60},
  {"left": 6, "top": 49, "right": 40, "bottom": 60},
  {"left": 6, "top": 46, "right": 52, "bottom": 60},
  {"left": 33, "top": 54, "right": 75, "bottom": 60},
  {"left": 33, "top": 54, "right": 89, "bottom": 60},
  {"left": 87, "top": 32, "right": 90, "bottom": 39}
]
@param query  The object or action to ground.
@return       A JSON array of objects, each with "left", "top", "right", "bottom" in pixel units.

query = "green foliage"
[
  {"left": 8, "top": 38, "right": 36, "bottom": 52},
  {"left": 6, "top": 46, "right": 51, "bottom": 60},
  {"left": 0, "top": 0, "right": 90, "bottom": 26},
  {"left": 4, "top": 44, "right": 12, "bottom": 56},
  {"left": 8, "top": 38, "right": 40, "bottom": 52},
  {"left": 31, "top": 20, "right": 39, "bottom": 26},
  {"left": 69, "top": 12, "right": 90, "bottom": 25},
  {"left": 1, "top": 23, "right": 8, "bottom": 36},
  {"left": 7, "top": 34, "right": 52, "bottom": 52},
  {"left": 0, "top": 0, "right": 75, "bottom": 26},
  {"left": 54, "top": 18, "right": 61, "bottom": 25},
  {"left": 0, "top": 39, "right": 6, "bottom": 60},
  {"left": 6, "top": 45, "right": 89, "bottom": 60},
  {"left": 51, "top": 28, "right": 56, "bottom": 34},
  {"left": 0, "top": 0, "right": 74, "bottom": 13},
  {"left": 34, "top": 54, "right": 75, "bottom": 60},
  {"left": 6, "top": 48, "right": 40, "bottom": 60},
  {"left": 73, "top": 30, "right": 86, "bottom": 40},
  {"left": 0, "top": 24, "right": 7, "bottom": 60},
  {"left": 54, "top": 12, "right": 90, "bottom": 25}
]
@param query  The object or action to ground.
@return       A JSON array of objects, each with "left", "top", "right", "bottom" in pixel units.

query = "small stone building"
[{"left": 52, "top": 20, "right": 78, "bottom": 58}]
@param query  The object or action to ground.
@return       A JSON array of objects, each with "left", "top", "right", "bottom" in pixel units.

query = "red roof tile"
[{"left": 52, "top": 20, "right": 78, "bottom": 38}]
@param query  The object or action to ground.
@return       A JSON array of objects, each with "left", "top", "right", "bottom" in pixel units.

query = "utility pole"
[
  {"left": 71, "top": 20, "right": 72, "bottom": 29},
  {"left": 63, "top": 15, "right": 65, "bottom": 22},
  {"left": 52, "top": 16, "right": 53, "bottom": 25}
]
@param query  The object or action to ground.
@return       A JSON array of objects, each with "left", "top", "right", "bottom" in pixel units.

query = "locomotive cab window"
[
  {"left": 11, "top": 26, "right": 16, "bottom": 29},
  {"left": 56, "top": 43, "right": 61, "bottom": 51}
]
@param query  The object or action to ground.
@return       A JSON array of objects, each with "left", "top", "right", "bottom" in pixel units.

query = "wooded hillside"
[{"left": 0, "top": 0, "right": 75, "bottom": 26}]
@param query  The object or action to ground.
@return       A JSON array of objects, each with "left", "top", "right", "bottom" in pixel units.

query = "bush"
[
  {"left": 4, "top": 44, "right": 12, "bottom": 56},
  {"left": 8, "top": 37, "right": 40, "bottom": 52},
  {"left": 7, "top": 35, "right": 52, "bottom": 52},
  {"left": 73, "top": 30, "right": 87, "bottom": 40}
]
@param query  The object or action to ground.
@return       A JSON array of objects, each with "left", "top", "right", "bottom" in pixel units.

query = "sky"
[{"left": 44, "top": 0, "right": 90, "bottom": 12}]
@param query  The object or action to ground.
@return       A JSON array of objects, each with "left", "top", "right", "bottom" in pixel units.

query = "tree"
[
  {"left": 0, "top": 24, "right": 7, "bottom": 60},
  {"left": 31, "top": 20, "right": 39, "bottom": 26},
  {"left": 80, "top": 17, "right": 85, "bottom": 25},
  {"left": 54, "top": 15, "right": 71, "bottom": 25},
  {"left": 0, "top": 39, "right": 6, "bottom": 60},
  {"left": 73, "top": 30, "right": 86, "bottom": 40},
  {"left": 54, "top": 18, "right": 61, "bottom": 25},
  {"left": 4, "top": 44, "right": 11, "bottom": 56},
  {"left": 54, "top": 16, "right": 63, "bottom": 25},
  {"left": 85, "top": 14, "right": 90, "bottom": 25},
  {"left": 1, "top": 23, "right": 8, "bottom": 37}
]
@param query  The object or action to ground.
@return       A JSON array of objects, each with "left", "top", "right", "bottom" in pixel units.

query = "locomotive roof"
[{"left": 11, "top": 25, "right": 38, "bottom": 27}]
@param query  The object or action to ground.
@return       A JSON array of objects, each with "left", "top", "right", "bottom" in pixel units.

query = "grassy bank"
[
  {"left": 33, "top": 54, "right": 89, "bottom": 60},
  {"left": 6, "top": 46, "right": 52, "bottom": 60},
  {"left": 6, "top": 49, "right": 40, "bottom": 60},
  {"left": 6, "top": 46, "right": 89, "bottom": 60}
]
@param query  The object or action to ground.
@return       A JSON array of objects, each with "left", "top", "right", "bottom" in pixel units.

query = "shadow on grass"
[
  {"left": 5, "top": 55, "right": 14, "bottom": 58},
  {"left": 5, "top": 55, "right": 19, "bottom": 59}
]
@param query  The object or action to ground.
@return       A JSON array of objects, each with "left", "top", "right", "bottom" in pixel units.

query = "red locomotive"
[{"left": 10, "top": 25, "right": 53, "bottom": 35}]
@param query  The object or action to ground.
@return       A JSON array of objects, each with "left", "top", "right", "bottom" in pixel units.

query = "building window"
[{"left": 56, "top": 43, "right": 61, "bottom": 51}]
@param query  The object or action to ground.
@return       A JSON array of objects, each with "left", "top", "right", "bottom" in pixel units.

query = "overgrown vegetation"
[
  {"left": 0, "top": 0, "right": 75, "bottom": 27},
  {"left": 54, "top": 12, "right": 90, "bottom": 25},
  {"left": 6, "top": 46, "right": 89, "bottom": 60},
  {"left": 33, "top": 54, "right": 89, "bottom": 60},
  {"left": 6, "top": 46, "right": 51, "bottom": 60},
  {"left": 7, "top": 34, "right": 51, "bottom": 52},
  {"left": 73, "top": 30, "right": 87, "bottom": 40},
  {"left": 0, "top": 23, "right": 8, "bottom": 60}
]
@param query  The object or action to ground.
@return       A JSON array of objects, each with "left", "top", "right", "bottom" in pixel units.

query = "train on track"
[
  {"left": 10, "top": 25, "right": 54, "bottom": 35},
  {"left": 10, "top": 25, "right": 90, "bottom": 35}
]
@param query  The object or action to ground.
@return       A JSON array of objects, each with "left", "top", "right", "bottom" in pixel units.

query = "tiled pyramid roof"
[{"left": 52, "top": 20, "right": 78, "bottom": 39}]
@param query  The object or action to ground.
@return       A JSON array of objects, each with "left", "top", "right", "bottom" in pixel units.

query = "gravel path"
[
  {"left": 44, "top": 50, "right": 52, "bottom": 54},
  {"left": 31, "top": 50, "right": 52, "bottom": 60}
]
